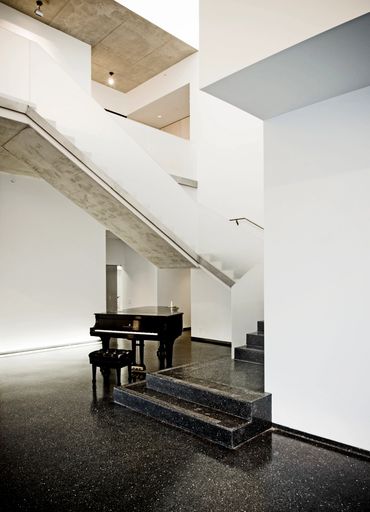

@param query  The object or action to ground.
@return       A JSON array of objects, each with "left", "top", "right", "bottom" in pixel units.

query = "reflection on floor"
[{"left": 1, "top": 332, "right": 369, "bottom": 511}]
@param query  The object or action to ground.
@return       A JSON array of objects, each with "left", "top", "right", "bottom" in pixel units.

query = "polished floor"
[{"left": 1, "top": 333, "right": 370, "bottom": 512}]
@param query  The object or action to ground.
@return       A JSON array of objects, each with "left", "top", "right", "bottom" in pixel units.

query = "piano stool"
[{"left": 88, "top": 349, "right": 132, "bottom": 387}]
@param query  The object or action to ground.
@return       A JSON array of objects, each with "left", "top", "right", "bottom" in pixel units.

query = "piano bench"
[{"left": 88, "top": 349, "right": 132, "bottom": 387}]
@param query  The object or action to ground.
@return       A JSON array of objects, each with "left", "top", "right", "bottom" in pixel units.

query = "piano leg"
[
  {"left": 92, "top": 364, "right": 97, "bottom": 386},
  {"left": 165, "top": 338, "right": 174, "bottom": 368},
  {"left": 116, "top": 368, "right": 121, "bottom": 386},
  {"left": 157, "top": 338, "right": 174, "bottom": 369},
  {"left": 100, "top": 335, "right": 110, "bottom": 352},
  {"left": 157, "top": 342, "right": 166, "bottom": 369}
]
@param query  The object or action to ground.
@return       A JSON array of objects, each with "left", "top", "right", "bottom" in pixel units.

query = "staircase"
[
  {"left": 113, "top": 356, "right": 271, "bottom": 449},
  {"left": 0, "top": 28, "right": 263, "bottom": 288},
  {"left": 234, "top": 320, "right": 264, "bottom": 364}
]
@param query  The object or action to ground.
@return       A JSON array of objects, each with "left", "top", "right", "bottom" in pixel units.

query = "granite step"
[
  {"left": 247, "top": 332, "right": 264, "bottom": 349},
  {"left": 234, "top": 346, "right": 264, "bottom": 364},
  {"left": 257, "top": 320, "right": 264, "bottom": 333},
  {"left": 146, "top": 366, "right": 268, "bottom": 420},
  {"left": 113, "top": 382, "right": 267, "bottom": 449}
]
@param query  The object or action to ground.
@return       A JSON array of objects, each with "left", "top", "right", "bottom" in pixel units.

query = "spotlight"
[
  {"left": 108, "top": 72, "right": 115, "bottom": 86},
  {"left": 34, "top": 0, "right": 44, "bottom": 17}
]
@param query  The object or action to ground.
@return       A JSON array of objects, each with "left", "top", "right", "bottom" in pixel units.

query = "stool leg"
[
  {"left": 139, "top": 339, "right": 145, "bottom": 367},
  {"left": 92, "top": 364, "right": 97, "bottom": 386},
  {"left": 116, "top": 368, "right": 121, "bottom": 386},
  {"left": 131, "top": 338, "right": 137, "bottom": 365}
]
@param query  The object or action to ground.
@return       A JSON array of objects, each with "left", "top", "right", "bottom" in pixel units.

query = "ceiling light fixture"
[
  {"left": 108, "top": 72, "right": 115, "bottom": 86},
  {"left": 157, "top": 114, "right": 163, "bottom": 119},
  {"left": 34, "top": 0, "right": 44, "bottom": 17}
]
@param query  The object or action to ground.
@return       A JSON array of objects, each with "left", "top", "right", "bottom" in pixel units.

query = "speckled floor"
[{"left": 1, "top": 333, "right": 370, "bottom": 512}]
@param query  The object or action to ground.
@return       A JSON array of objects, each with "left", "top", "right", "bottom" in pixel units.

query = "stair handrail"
[{"left": 229, "top": 217, "right": 264, "bottom": 230}]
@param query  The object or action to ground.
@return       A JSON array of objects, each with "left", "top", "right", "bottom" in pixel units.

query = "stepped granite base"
[{"left": 113, "top": 356, "right": 271, "bottom": 449}]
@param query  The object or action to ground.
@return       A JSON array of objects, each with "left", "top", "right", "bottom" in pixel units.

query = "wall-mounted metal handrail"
[
  {"left": 229, "top": 217, "right": 264, "bottom": 230},
  {"left": 105, "top": 108, "right": 127, "bottom": 118}
]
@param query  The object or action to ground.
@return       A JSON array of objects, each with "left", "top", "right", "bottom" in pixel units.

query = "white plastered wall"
[
  {"left": 197, "top": 91, "right": 264, "bottom": 225},
  {"left": 265, "top": 86, "right": 370, "bottom": 451},
  {"left": 191, "top": 269, "right": 231, "bottom": 343},
  {"left": 91, "top": 80, "right": 128, "bottom": 116},
  {"left": 0, "top": 173, "right": 105, "bottom": 353},
  {"left": 231, "top": 264, "right": 264, "bottom": 352},
  {"left": 106, "top": 237, "right": 191, "bottom": 327},
  {"left": 158, "top": 269, "right": 191, "bottom": 328},
  {"left": 106, "top": 237, "right": 158, "bottom": 309},
  {"left": 0, "top": 3, "right": 91, "bottom": 92},
  {"left": 93, "top": 45, "right": 265, "bottom": 343},
  {"left": 199, "top": 0, "right": 370, "bottom": 88}
]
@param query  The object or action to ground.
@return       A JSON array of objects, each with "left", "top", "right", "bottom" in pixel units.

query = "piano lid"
[{"left": 97, "top": 306, "right": 183, "bottom": 317}]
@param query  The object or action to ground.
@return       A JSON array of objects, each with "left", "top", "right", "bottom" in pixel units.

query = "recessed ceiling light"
[
  {"left": 157, "top": 114, "right": 163, "bottom": 119},
  {"left": 34, "top": 0, "right": 44, "bottom": 17},
  {"left": 108, "top": 72, "right": 115, "bottom": 86}
]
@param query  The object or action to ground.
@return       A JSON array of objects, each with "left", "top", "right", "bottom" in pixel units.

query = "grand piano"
[{"left": 90, "top": 306, "right": 183, "bottom": 369}]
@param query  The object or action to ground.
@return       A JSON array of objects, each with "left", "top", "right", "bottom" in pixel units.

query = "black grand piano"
[{"left": 90, "top": 306, "right": 183, "bottom": 369}]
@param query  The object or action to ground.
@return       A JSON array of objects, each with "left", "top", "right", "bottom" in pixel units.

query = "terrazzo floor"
[{"left": 1, "top": 333, "right": 369, "bottom": 512}]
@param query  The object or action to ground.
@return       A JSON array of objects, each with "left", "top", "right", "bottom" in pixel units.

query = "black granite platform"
[{"left": 114, "top": 356, "right": 271, "bottom": 448}]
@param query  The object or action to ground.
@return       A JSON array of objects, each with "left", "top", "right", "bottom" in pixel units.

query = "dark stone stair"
[
  {"left": 234, "top": 346, "right": 264, "bottom": 364},
  {"left": 113, "top": 357, "right": 271, "bottom": 449},
  {"left": 247, "top": 332, "right": 264, "bottom": 349},
  {"left": 234, "top": 320, "right": 264, "bottom": 364}
]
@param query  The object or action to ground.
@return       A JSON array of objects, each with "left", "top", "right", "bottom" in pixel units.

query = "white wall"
[
  {"left": 0, "top": 3, "right": 91, "bottom": 92},
  {"left": 116, "top": 0, "right": 199, "bottom": 49},
  {"left": 91, "top": 80, "right": 128, "bottom": 116},
  {"left": 231, "top": 264, "right": 264, "bottom": 352},
  {"left": 199, "top": 0, "right": 370, "bottom": 87},
  {"left": 0, "top": 173, "right": 105, "bottom": 353},
  {"left": 114, "top": 116, "right": 196, "bottom": 180},
  {"left": 197, "top": 92, "right": 264, "bottom": 225},
  {"left": 124, "top": 54, "right": 198, "bottom": 116},
  {"left": 191, "top": 269, "right": 231, "bottom": 342},
  {"left": 265, "top": 86, "right": 370, "bottom": 451},
  {"left": 161, "top": 117, "right": 190, "bottom": 139},
  {"left": 157, "top": 269, "right": 191, "bottom": 328},
  {"left": 106, "top": 237, "right": 158, "bottom": 309},
  {"left": 92, "top": 51, "right": 264, "bottom": 229},
  {"left": 106, "top": 237, "right": 191, "bottom": 327}
]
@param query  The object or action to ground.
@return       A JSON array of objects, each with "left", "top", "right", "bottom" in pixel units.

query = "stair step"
[
  {"left": 234, "top": 346, "right": 264, "bottom": 364},
  {"left": 257, "top": 320, "right": 264, "bottom": 333},
  {"left": 113, "top": 382, "right": 269, "bottom": 449},
  {"left": 146, "top": 369, "right": 267, "bottom": 420},
  {"left": 247, "top": 332, "right": 264, "bottom": 349}
]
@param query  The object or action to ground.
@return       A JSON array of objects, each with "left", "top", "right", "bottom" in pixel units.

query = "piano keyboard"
[{"left": 94, "top": 329, "right": 159, "bottom": 336}]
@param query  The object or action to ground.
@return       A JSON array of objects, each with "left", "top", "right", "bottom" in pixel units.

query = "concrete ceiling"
[
  {"left": 204, "top": 13, "right": 370, "bottom": 120},
  {"left": 2, "top": 0, "right": 196, "bottom": 92},
  {"left": 128, "top": 84, "right": 189, "bottom": 129}
]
